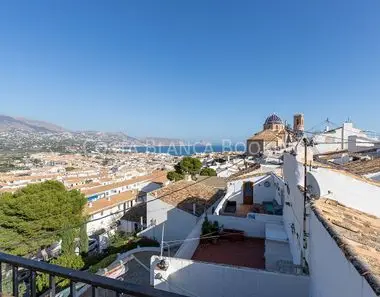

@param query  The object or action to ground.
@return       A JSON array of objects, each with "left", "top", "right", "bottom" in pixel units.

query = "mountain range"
[
  {"left": 0, "top": 115, "right": 66, "bottom": 133},
  {"left": 0, "top": 115, "right": 184, "bottom": 146}
]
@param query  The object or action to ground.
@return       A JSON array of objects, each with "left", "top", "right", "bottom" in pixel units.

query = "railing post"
[
  {"left": 12, "top": 266, "right": 18, "bottom": 297},
  {"left": 0, "top": 262, "right": 2, "bottom": 294},
  {"left": 91, "top": 286, "right": 97, "bottom": 297},
  {"left": 70, "top": 281, "right": 77, "bottom": 297},
  {"left": 49, "top": 274, "right": 56, "bottom": 297},
  {"left": 30, "top": 270, "right": 36, "bottom": 297}
]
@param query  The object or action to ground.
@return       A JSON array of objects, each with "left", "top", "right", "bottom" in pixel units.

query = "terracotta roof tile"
[
  {"left": 82, "top": 170, "right": 167, "bottom": 196},
  {"left": 152, "top": 179, "right": 225, "bottom": 216},
  {"left": 343, "top": 158, "right": 380, "bottom": 175},
  {"left": 312, "top": 198, "right": 380, "bottom": 294},
  {"left": 248, "top": 130, "right": 285, "bottom": 142},
  {"left": 86, "top": 190, "right": 137, "bottom": 214}
]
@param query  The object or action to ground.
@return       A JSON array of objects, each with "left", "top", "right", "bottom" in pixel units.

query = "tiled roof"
[
  {"left": 121, "top": 203, "right": 147, "bottom": 224},
  {"left": 228, "top": 164, "right": 261, "bottom": 181},
  {"left": 153, "top": 179, "right": 226, "bottom": 216},
  {"left": 86, "top": 190, "right": 137, "bottom": 215},
  {"left": 195, "top": 176, "right": 227, "bottom": 189},
  {"left": 151, "top": 174, "right": 169, "bottom": 184},
  {"left": 248, "top": 129, "right": 285, "bottom": 142},
  {"left": 343, "top": 158, "right": 380, "bottom": 175},
  {"left": 71, "top": 182, "right": 102, "bottom": 190},
  {"left": 315, "top": 150, "right": 348, "bottom": 160},
  {"left": 0, "top": 174, "right": 59, "bottom": 182},
  {"left": 82, "top": 170, "right": 167, "bottom": 196},
  {"left": 312, "top": 198, "right": 380, "bottom": 295}
]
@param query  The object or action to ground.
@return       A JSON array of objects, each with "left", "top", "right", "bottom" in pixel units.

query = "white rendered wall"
[
  {"left": 87, "top": 204, "right": 125, "bottom": 235},
  {"left": 139, "top": 194, "right": 198, "bottom": 242},
  {"left": 214, "top": 175, "right": 277, "bottom": 214},
  {"left": 272, "top": 173, "right": 285, "bottom": 205},
  {"left": 265, "top": 240, "right": 293, "bottom": 271},
  {"left": 348, "top": 135, "right": 380, "bottom": 152},
  {"left": 282, "top": 153, "right": 305, "bottom": 265},
  {"left": 174, "top": 215, "right": 203, "bottom": 259},
  {"left": 207, "top": 214, "right": 282, "bottom": 238},
  {"left": 313, "top": 123, "right": 368, "bottom": 153},
  {"left": 308, "top": 167, "right": 380, "bottom": 217},
  {"left": 151, "top": 256, "right": 309, "bottom": 297},
  {"left": 308, "top": 212, "right": 376, "bottom": 297}
]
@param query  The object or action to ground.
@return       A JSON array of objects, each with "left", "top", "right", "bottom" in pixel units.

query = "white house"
[
  {"left": 348, "top": 134, "right": 380, "bottom": 153},
  {"left": 148, "top": 152, "right": 380, "bottom": 297},
  {"left": 138, "top": 177, "right": 226, "bottom": 242},
  {"left": 150, "top": 171, "right": 309, "bottom": 297},
  {"left": 312, "top": 121, "right": 373, "bottom": 154},
  {"left": 86, "top": 190, "right": 139, "bottom": 235}
]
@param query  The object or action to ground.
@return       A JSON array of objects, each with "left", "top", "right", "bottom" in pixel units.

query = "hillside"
[{"left": 0, "top": 115, "right": 66, "bottom": 133}]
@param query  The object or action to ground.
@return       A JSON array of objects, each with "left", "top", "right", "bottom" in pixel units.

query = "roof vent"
[{"left": 88, "top": 202, "right": 93, "bottom": 208}]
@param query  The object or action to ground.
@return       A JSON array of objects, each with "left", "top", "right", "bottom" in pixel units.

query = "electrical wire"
[
  {"left": 159, "top": 275, "right": 199, "bottom": 297},
  {"left": 163, "top": 231, "right": 252, "bottom": 245},
  {"left": 130, "top": 253, "right": 199, "bottom": 297},
  {"left": 1, "top": 159, "right": 247, "bottom": 253}
]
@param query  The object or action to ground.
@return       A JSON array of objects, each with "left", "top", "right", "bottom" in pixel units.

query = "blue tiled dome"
[{"left": 264, "top": 114, "right": 283, "bottom": 125}]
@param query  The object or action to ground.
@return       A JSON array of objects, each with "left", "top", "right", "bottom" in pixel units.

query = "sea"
[{"left": 124, "top": 144, "right": 246, "bottom": 156}]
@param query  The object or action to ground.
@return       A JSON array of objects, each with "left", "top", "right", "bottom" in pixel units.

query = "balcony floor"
[{"left": 192, "top": 237, "right": 265, "bottom": 269}]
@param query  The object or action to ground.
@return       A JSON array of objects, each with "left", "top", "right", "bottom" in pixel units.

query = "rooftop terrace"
[{"left": 192, "top": 237, "right": 265, "bottom": 269}]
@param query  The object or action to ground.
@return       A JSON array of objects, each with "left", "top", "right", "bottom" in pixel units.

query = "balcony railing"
[{"left": 0, "top": 252, "right": 183, "bottom": 297}]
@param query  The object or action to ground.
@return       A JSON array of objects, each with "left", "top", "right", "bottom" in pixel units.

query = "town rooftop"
[
  {"left": 312, "top": 198, "right": 380, "bottom": 294},
  {"left": 152, "top": 178, "right": 226, "bottom": 216}
]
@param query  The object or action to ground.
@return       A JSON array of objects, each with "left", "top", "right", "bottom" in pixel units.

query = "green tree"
[
  {"left": 200, "top": 168, "right": 217, "bottom": 176},
  {"left": 0, "top": 181, "right": 87, "bottom": 256},
  {"left": 36, "top": 254, "right": 84, "bottom": 292},
  {"left": 176, "top": 157, "right": 202, "bottom": 175},
  {"left": 79, "top": 224, "right": 89, "bottom": 255},
  {"left": 61, "top": 228, "right": 76, "bottom": 255},
  {"left": 167, "top": 171, "right": 184, "bottom": 181}
]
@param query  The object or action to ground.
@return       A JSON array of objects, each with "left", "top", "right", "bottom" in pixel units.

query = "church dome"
[{"left": 264, "top": 114, "right": 283, "bottom": 125}]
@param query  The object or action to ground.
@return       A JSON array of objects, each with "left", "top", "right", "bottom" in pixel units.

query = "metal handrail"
[{"left": 0, "top": 252, "right": 183, "bottom": 297}]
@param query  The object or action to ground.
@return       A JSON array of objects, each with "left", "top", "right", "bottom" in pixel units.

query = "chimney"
[{"left": 88, "top": 202, "right": 93, "bottom": 208}]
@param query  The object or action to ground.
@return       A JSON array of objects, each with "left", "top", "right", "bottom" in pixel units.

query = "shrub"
[
  {"left": 200, "top": 168, "right": 217, "bottom": 176},
  {"left": 167, "top": 171, "right": 184, "bottom": 181},
  {"left": 88, "top": 254, "right": 117, "bottom": 273},
  {"left": 201, "top": 217, "right": 220, "bottom": 235}
]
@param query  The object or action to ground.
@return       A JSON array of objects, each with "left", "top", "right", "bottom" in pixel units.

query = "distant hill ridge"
[
  {"left": 0, "top": 115, "right": 66, "bottom": 133},
  {"left": 0, "top": 115, "right": 183, "bottom": 145}
]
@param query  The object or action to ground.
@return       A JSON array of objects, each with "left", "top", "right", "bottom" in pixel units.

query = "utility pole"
[
  {"left": 160, "top": 223, "right": 165, "bottom": 258},
  {"left": 302, "top": 138, "right": 309, "bottom": 273}
]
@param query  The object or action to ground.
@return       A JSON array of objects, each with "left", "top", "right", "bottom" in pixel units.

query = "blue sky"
[{"left": 0, "top": 0, "right": 379, "bottom": 142}]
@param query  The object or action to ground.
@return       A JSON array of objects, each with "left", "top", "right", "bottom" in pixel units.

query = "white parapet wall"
[
  {"left": 308, "top": 167, "right": 380, "bottom": 217},
  {"left": 151, "top": 256, "right": 309, "bottom": 297},
  {"left": 308, "top": 211, "right": 377, "bottom": 297},
  {"left": 175, "top": 215, "right": 204, "bottom": 259},
  {"left": 208, "top": 214, "right": 282, "bottom": 238}
]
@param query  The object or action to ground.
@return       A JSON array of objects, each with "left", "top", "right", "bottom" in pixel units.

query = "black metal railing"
[{"left": 0, "top": 252, "right": 184, "bottom": 297}]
